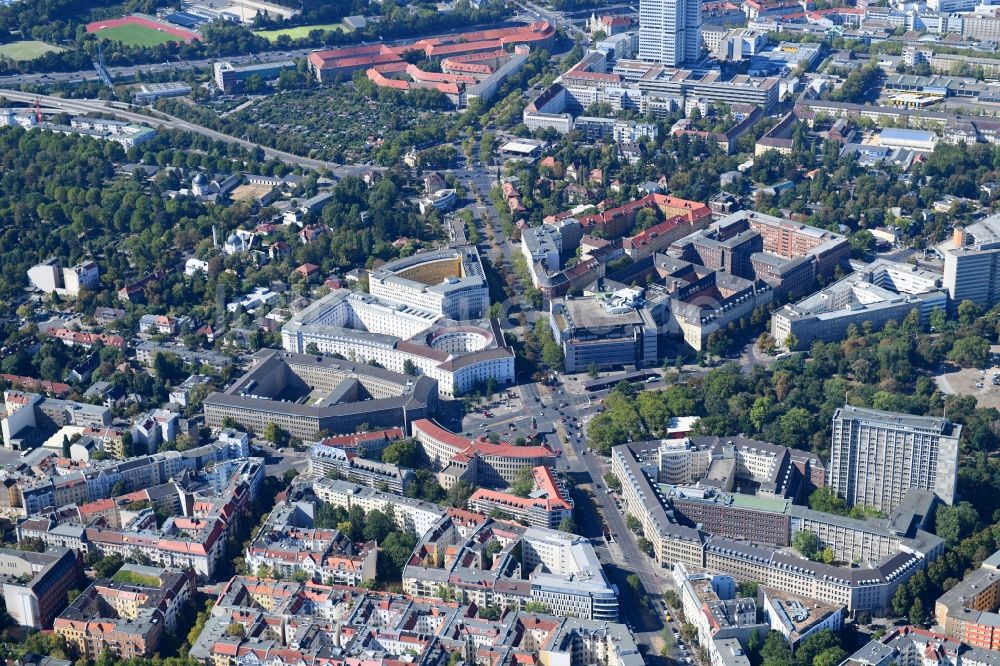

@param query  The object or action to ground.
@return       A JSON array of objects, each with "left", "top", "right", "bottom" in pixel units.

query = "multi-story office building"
[
  {"left": 611, "top": 442, "right": 943, "bottom": 613},
  {"left": 638, "top": 0, "right": 702, "bottom": 66},
  {"left": 410, "top": 418, "right": 557, "bottom": 489},
  {"left": 1, "top": 391, "right": 112, "bottom": 451},
  {"left": 281, "top": 287, "right": 514, "bottom": 398},
  {"left": 213, "top": 60, "right": 297, "bottom": 93},
  {"left": 549, "top": 289, "right": 659, "bottom": 372},
  {"left": 368, "top": 245, "right": 488, "bottom": 320},
  {"left": 829, "top": 405, "right": 961, "bottom": 512},
  {"left": 203, "top": 350, "right": 438, "bottom": 440},
  {"left": 772, "top": 259, "right": 948, "bottom": 349},
  {"left": 940, "top": 219, "right": 1000, "bottom": 309}
]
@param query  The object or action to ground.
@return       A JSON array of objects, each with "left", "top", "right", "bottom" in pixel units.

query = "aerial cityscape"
[{"left": 7, "top": 0, "right": 1000, "bottom": 665}]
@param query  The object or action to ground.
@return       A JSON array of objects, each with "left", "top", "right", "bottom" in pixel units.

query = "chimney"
[{"left": 954, "top": 227, "right": 967, "bottom": 247}]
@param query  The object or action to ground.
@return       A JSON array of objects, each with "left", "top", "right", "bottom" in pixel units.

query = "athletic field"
[
  {"left": 254, "top": 23, "right": 347, "bottom": 41},
  {"left": 0, "top": 40, "right": 62, "bottom": 61},
  {"left": 87, "top": 15, "right": 200, "bottom": 46}
]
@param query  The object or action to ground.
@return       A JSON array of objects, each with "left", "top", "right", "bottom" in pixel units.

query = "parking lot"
[{"left": 937, "top": 346, "right": 1000, "bottom": 409}]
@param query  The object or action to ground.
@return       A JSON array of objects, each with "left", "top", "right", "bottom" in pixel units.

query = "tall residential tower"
[
  {"left": 829, "top": 405, "right": 960, "bottom": 513},
  {"left": 639, "top": 0, "right": 702, "bottom": 66}
]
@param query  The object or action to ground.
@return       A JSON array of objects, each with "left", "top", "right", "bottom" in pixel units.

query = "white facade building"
[{"left": 638, "top": 0, "right": 702, "bottom": 66}]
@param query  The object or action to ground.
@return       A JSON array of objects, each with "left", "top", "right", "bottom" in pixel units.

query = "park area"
[
  {"left": 254, "top": 23, "right": 347, "bottom": 41},
  {"left": 86, "top": 15, "right": 200, "bottom": 46},
  {"left": 0, "top": 40, "right": 62, "bottom": 61}
]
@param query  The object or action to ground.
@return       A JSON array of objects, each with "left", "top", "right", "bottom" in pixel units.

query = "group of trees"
[
  {"left": 751, "top": 630, "right": 846, "bottom": 666},
  {"left": 791, "top": 530, "right": 835, "bottom": 564},
  {"left": 586, "top": 380, "right": 699, "bottom": 454},
  {"left": 313, "top": 500, "right": 416, "bottom": 581}
]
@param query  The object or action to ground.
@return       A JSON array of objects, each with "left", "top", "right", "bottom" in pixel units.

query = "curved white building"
[
  {"left": 281, "top": 288, "right": 513, "bottom": 397},
  {"left": 368, "top": 245, "right": 488, "bottom": 320}
]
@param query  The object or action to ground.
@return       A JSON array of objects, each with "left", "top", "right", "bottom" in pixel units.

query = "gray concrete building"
[
  {"left": 829, "top": 405, "right": 961, "bottom": 513},
  {"left": 549, "top": 288, "right": 658, "bottom": 371}
]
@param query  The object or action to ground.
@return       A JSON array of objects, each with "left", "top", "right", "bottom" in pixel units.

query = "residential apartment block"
[
  {"left": 0, "top": 547, "right": 82, "bottom": 629},
  {"left": 189, "top": 575, "right": 640, "bottom": 666},
  {"left": 403, "top": 510, "right": 619, "bottom": 621},
  {"left": 245, "top": 501, "right": 377, "bottom": 586},
  {"left": 469, "top": 465, "right": 574, "bottom": 528},
  {"left": 935, "top": 549, "right": 1000, "bottom": 650},
  {"left": 54, "top": 566, "right": 195, "bottom": 659}
]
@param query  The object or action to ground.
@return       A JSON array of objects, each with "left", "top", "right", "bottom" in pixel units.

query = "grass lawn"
[
  {"left": 254, "top": 23, "right": 347, "bottom": 41},
  {"left": 94, "top": 24, "right": 184, "bottom": 47},
  {"left": 111, "top": 569, "right": 160, "bottom": 587},
  {"left": 0, "top": 40, "right": 63, "bottom": 61}
]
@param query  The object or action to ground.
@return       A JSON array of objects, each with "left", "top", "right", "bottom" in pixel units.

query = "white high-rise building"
[
  {"left": 639, "top": 0, "right": 702, "bottom": 66},
  {"left": 829, "top": 405, "right": 961, "bottom": 513}
]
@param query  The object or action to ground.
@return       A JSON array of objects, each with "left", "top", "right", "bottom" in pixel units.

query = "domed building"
[{"left": 191, "top": 173, "right": 210, "bottom": 197}]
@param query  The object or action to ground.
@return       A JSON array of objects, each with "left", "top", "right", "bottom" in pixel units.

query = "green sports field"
[
  {"left": 0, "top": 40, "right": 63, "bottom": 61},
  {"left": 254, "top": 23, "right": 347, "bottom": 41},
  {"left": 95, "top": 23, "right": 183, "bottom": 47}
]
